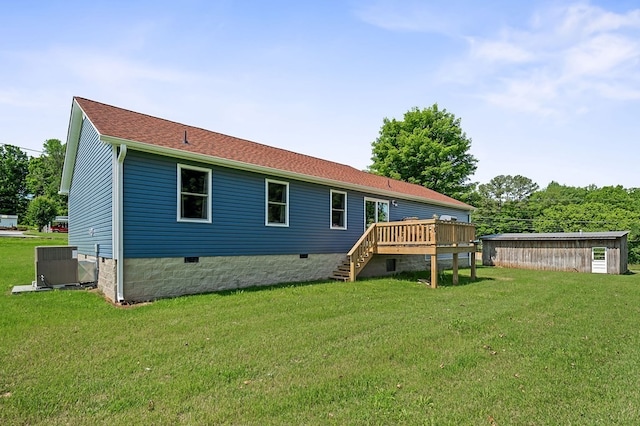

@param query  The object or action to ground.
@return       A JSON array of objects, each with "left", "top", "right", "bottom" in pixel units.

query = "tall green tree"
[
  {"left": 528, "top": 181, "right": 589, "bottom": 216},
  {"left": 26, "top": 139, "right": 67, "bottom": 215},
  {"left": 472, "top": 175, "right": 539, "bottom": 236},
  {"left": 0, "top": 144, "right": 29, "bottom": 217},
  {"left": 369, "top": 105, "right": 478, "bottom": 200},
  {"left": 26, "top": 196, "right": 58, "bottom": 232}
]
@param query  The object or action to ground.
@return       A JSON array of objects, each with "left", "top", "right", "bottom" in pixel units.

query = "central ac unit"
[{"left": 34, "top": 246, "right": 78, "bottom": 287}]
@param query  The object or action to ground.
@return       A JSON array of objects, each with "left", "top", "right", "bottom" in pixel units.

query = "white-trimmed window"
[
  {"left": 330, "top": 190, "right": 347, "bottom": 229},
  {"left": 364, "top": 197, "right": 389, "bottom": 230},
  {"left": 177, "top": 164, "right": 211, "bottom": 223},
  {"left": 266, "top": 179, "right": 289, "bottom": 226}
]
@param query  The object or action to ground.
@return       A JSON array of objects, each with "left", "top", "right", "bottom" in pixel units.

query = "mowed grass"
[{"left": 1, "top": 235, "right": 640, "bottom": 425}]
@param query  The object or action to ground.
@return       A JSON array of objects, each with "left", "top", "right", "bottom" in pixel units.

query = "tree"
[
  {"left": 26, "top": 196, "right": 58, "bottom": 232},
  {"left": 369, "top": 105, "right": 478, "bottom": 200},
  {"left": 472, "top": 175, "right": 539, "bottom": 236},
  {"left": 478, "top": 175, "right": 539, "bottom": 205},
  {"left": 0, "top": 144, "right": 29, "bottom": 217},
  {"left": 530, "top": 185, "right": 640, "bottom": 263},
  {"left": 26, "top": 139, "right": 67, "bottom": 214},
  {"left": 528, "top": 181, "right": 589, "bottom": 216}
]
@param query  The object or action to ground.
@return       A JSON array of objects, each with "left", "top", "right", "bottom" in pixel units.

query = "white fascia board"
[
  {"left": 100, "top": 135, "right": 473, "bottom": 212},
  {"left": 60, "top": 100, "right": 84, "bottom": 194}
]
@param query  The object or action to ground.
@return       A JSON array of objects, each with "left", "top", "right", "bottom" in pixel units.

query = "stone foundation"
[
  {"left": 122, "top": 253, "right": 345, "bottom": 302},
  {"left": 93, "top": 252, "right": 472, "bottom": 303},
  {"left": 79, "top": 254, "right": 117, "bottom": 302}
]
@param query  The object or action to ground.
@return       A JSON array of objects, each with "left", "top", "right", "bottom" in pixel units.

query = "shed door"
[{"left": 591, "top": 247, "right": 607, "bottom": 274}]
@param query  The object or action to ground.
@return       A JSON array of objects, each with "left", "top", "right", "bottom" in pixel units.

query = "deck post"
[
  {"left": 470, "top": 251, "right": 477, "bottom": 281},
  {"left": 430, "top": 254, "right": 438, "bottom": 288},
  {"left": 452, "top": 253, "right": 459, "bottom": 285},
  {"left": 349, "top": 257, "right": 356, "bottom": 282}
]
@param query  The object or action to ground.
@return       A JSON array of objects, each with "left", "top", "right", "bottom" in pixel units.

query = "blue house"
[{"left": 60, "top": 97, "right": 474, "bottom": 302}]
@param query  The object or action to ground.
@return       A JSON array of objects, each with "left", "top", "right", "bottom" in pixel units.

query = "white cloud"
[
  {"left": 457, "top": 3, "right": 640, "bottom": 116},
  {"left": 469, "top": 38, "right": 535, "bottom": 63},
  {"left": 352, "top": 0, "right": 464, "bottom": 35},
  {"left": 483, "top": 74, "right": 559, "bottom": 116},
  {"left": 557, "top": 3, "right": 640, "bottom": 36},
  {"left": 563, "top": 33, "right": 639, "bottom": 78}
]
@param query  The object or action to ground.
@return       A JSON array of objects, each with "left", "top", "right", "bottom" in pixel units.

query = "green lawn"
[{"left": 1, "top": 235, "right": 639, "bottom": 425}]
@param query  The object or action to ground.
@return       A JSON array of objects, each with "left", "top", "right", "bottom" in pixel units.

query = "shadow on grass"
[
  {"left": 137, "top": 269, "right": 494, "bottom": 305},
  {"left": 390, "top": 269, "right": 494, "bottom": 287},
  {"left": 215, "top": 279, "right": 339, "bottom": 296},
  {"left": 204, "top": 267, "right": 497, "bottom": 298}
]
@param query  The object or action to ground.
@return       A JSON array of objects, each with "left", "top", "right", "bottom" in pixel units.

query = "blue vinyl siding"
[
  {"left": 123, "top": 151, "right": 470, "bottom": 258},
  {"left": 68, "top": 119, "right": 113, "bottom": 257},
  {"left": 389, "top": 199, "right": 470, "bottom": 224}
]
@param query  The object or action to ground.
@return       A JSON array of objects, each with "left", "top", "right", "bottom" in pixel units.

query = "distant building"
[
  {"left": 0, "top": 214, "right": 18, "bottom": 228},
  {"left": 480, "top": 232, "right": 629, "bottom": 275}
]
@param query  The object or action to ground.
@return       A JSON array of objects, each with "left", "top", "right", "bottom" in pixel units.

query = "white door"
[{"left": 591, "top": 247, "right": 607, "bottom": 274}]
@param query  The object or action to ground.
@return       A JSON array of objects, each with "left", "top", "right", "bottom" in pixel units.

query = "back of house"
[{"left": 61, "top": 97, "right": 474, "bottom": 302}]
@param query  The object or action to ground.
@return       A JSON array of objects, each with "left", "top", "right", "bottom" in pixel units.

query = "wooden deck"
[{"left": 333, "top": 219, "right": 477, "bottom": 288}]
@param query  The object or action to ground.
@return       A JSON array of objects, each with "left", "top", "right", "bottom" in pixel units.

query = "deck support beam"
[
  {"left": 470, "top": 251, "right": 477, "bottom": 280},
  {"left": 452, "top": 253, "right": 459, "bottom": 285},
  {"left": 430, "top": 255, "right": 438, "bottom": 289}
]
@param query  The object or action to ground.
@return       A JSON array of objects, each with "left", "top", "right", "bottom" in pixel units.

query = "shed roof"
[
  {"left": 480, "top": 231, "right": 629, "bottom": 241},
  {"left": 62, "top": 97, "right": 473, "bottom": 210}
]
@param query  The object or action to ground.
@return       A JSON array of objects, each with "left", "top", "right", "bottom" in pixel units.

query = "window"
[
  {"left": 592, "top": 247, "right": 606, "bottom": 261},
  {"left": 177, "top": 164, "right": 211, "bottom": 222},
  {"left": 266, "top": 179, "right": 289, "bottom": 226},
  {"left": 386, "top": 258, "right": 397, "bottom": 272},
  {"left": 364, "top": 198, "right": 389, "bottom": 229},
  {"left": 331, "top": 190, "right": 347, "bottom": 229}
]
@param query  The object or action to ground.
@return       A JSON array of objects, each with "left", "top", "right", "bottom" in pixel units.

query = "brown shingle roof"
[{"left": 74, "top": 97, "right": 472, "bottom": 210}]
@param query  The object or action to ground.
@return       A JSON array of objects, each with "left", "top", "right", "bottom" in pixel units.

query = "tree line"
[
  {"left": 469, "top": 176, "right": 640, "bottom": 262},
  {"left": 0, "top": 139, "right": 67, "bottom": 230}
]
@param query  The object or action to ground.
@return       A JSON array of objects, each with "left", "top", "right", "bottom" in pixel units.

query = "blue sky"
[{"left": 1, "top": 0, "right": 638, "bottom": 189}]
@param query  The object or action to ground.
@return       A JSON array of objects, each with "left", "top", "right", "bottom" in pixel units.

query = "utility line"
[{"left": 0, "top": 142, "right": 42, "bottom": 154}]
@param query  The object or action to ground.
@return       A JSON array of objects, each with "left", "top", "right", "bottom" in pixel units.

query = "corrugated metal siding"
[
  {"left": 123, "top": 151, "right": 471, "bottom": 258},
  {"left": 68, "top": 118, "right": 113, "bottom": 257},
  {"left": 482, "top": 238, "right": 626, "bottom": 274}
]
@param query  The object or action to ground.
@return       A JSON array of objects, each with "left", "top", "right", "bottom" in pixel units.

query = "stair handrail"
[
  {"left": 346, "top": 223, "right": 378, "bottom": 281},
  {"left": 347, "top": 222, "right": 378, "bottom": 258}
]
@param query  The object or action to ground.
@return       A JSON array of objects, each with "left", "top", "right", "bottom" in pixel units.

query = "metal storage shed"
[{"left": 480, "top": 231, "right": 629, "bottom": 275}]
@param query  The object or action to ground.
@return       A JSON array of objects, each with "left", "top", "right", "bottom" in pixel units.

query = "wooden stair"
[
  {"left": 330, "top": 259, "right": 351, "bottom": 281},
  {"left": 330, "top": 249, "right": 374, "bottom": 282},
  {"left": 330, "top": 223, "right": 378, "bottom": 281}
]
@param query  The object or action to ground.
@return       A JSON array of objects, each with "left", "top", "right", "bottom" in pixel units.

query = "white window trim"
[
  {"left": 364, "top": 197, "right": 390, "bottom": 231},
  {"left": 330, "top": 189, "right": 347, "bottom": 230},
  {"left": 177, "top": 164, "right": 212, "bottom": 223},
  {"left": 265, "top": 178, "right": 289, "bottom": 227}
]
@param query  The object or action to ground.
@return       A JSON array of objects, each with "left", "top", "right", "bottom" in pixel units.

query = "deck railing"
[
  {"left": 345, "top": 219, "right": 476, "bottom": 281},
  {"left": 376, "top": 219, "right": 476, "bottom": 247}
]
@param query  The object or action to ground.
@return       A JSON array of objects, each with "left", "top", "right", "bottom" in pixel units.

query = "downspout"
[{"left": 115, "top": 144, "right": 127, "bottom": 302}]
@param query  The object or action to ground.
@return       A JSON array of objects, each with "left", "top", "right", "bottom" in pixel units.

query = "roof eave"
[
  {"left": 100, "top": 135, "right": 473, "bottom": 212},
  {"left": 60, "top": 98, "right": 87, "bottom": 194},
  {"left": 480, "top": 231, "right": 630, "bottom": 241}
]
